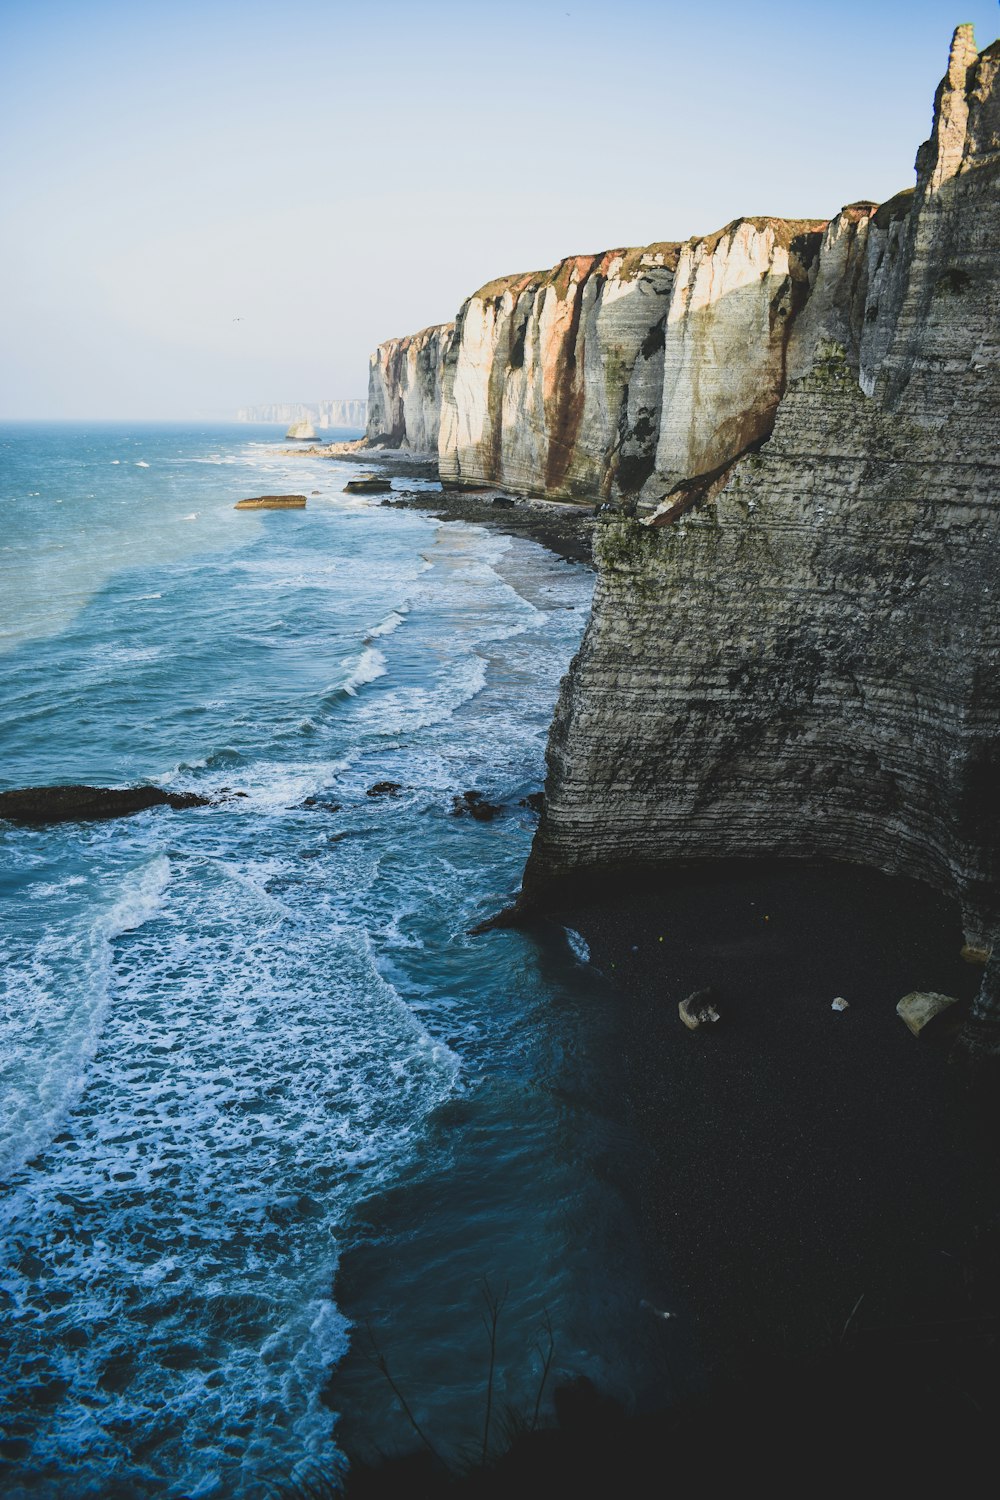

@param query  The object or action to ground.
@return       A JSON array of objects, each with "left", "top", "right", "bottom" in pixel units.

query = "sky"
[{"left": 1, "top": 0, "right": 996, "bottom": 420}]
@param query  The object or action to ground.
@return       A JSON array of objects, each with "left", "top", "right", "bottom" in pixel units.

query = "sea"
[{"left": 0, "top": 423, "right": 663, "bottom": 1497}]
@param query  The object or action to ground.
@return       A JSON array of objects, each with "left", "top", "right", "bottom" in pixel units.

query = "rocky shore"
[
  {"left": 337, "top": 860, "right": 998, "bottom": 1496},
  {"left": 280, "top": 442, "right": 597, "bottom": 566},
  {"left": 279, "top": 439, "right": 999, "bottom": 1496}
]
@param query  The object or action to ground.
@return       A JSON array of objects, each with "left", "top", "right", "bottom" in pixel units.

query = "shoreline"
[
  {"left": 287, "top": 439, "right": 998, "bottom": 1481},
  {"left": 544, "top": 861, "right": 998, "bottom": 1423},
  {"left": 277, "top": 442, "right": 598, "bottom": 567}
]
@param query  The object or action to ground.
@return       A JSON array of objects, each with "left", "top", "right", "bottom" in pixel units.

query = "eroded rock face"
[
  {"left": 524, "top": 29, "right": 1000, "bottom": 1039},
  {"left": 438, "top": 245, "right": 681, "bottom": 502},
  {"left": 647, "top": 217, "right": 824, "bottom": 502},
  {"left": 366, "top": 323, "right": 454, "bottom": 452}
]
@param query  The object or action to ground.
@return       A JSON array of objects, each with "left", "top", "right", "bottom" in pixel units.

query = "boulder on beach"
[
  {"left": 0, "top": 785, "right": 211, "bottom": 824},
  {"left": 896, "top": 991, "right": 960, "bottom": 1037},
  {"left": 234, "top": 495, "right": 307, "bottom": 510},
  {"left": 679, "top": 989, "right": 721, "bottom": 1031}
]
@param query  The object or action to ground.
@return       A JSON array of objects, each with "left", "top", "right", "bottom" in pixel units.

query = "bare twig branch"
[
  {"left": 841, "top": 1293, "right": 865, "bottom": 1344},
  {"left": 530, "top": 1312, "right": 555, "bottom": 1432},
  {"left": 479, "top": 1278, "right": 509, "bottom": 1466},
  {"left": 361, "top": 1322, "right": 443, "bottom": 1464}
]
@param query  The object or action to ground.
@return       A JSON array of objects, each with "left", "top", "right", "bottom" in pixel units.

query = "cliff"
[
  {"left": 237, "top": 399, "right": 367, "bottom": 428},
  {"left": 367, "top": 28, "right": 999, "bottom": 1043},
  {"left": 366, "top": 323, "right": 454, "bottom": 453},
  {"left": 437, "top": 245, "right": 680, "bottom": 500},
  {"left": 523, "top": 27, "right": 1000, "bottom": 1046}
]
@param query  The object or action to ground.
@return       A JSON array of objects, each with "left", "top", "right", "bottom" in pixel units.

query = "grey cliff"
[{"left": 369, "top": 28, "right": 1000, "bottom": 1047}]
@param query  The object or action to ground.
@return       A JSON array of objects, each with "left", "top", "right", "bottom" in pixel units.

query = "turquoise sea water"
[{"left": 0, "top": 424, "right": 659, "bottom": 1496}]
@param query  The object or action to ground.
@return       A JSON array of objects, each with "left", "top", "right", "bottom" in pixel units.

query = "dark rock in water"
[
  {"left": 519, "top": 792, "right": 545, "bottom": 814},
  {"left": 452, "top": 790, "right": 502, "bottom": 821},
  {"left": 344, "top": 476, "right": 392, "bottom": 494},
  {"left": 233, "top": 495, "right": 307, "bottom": 510},
  {"left": 0, "top": 785, "right": 211, "bottom": 824},
  {"left": 366, "top": 781, "right": 403, "bottom": 798},
  {"left": 302, "top": 797, "right": 342, "bottom": 812}
]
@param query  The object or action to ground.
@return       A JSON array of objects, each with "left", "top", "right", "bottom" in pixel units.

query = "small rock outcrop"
[
  {"left": 679, "top": 990, "right": 721, "bottom": 1030},
  {"left": 452, "top": 791, "right": 503, "bottom": 822},
  {"left": 344, "top": 476, "right": 392, "bottom": 494},
  {"left": 0, "top": 786, "right": 211, "bottom": 823},
  {"left": 896, "top": 991, "right": 961, "bottom": 1037},
  {"left": 285, "top": 419, "right": 316, "bottom": 440},
  {"left": 234, "top": 495, "right": 307, "bottom": 509}
]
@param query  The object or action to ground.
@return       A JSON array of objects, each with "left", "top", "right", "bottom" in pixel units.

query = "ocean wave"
[
  {"left": 367, "top": 607, "right": 408, "bottom": 640},
  {"left": 0, "top": 856, "right": 171, "bottom": 1182},
  {"left": 329, "top": 645, "right": 387, "bottom": 698},
  {"left": 564, "top": 927, "right": 591, "bottom": 965}
]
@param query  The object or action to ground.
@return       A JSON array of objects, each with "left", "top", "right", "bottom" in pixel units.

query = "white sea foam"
[
  {"left": 0, "top": 854, "right": 459, "bottom": 1494},
  {"left": 135, "top": 461, "right": 150, "bottom": 467},
  {"left": 367, "top": 607, "right": 408, "bottom": 639},
  {"left": 0, "top": 856, "right": 171, "bottom": 1181},
  {"left": 564, "top": 928, "right": 591, "bottom": 965},
  {"left": 337, "top": 644, "right": 387, "bottom": 697}
]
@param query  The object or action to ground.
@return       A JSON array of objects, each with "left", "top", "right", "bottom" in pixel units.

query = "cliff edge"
[
  {"left": 524, "top": 27, "right": 1000, "bottom": 1047},
  {"left": 368, "top": 28, "right": 1000, "bottom": 1047}
]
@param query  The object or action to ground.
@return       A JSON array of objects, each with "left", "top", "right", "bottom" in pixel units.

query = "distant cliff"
[
  {"left": 368, "top": 27, "right": 1000, "bottom": 1045},
  {"left": 366, "top": 324, "right": 454, "bottom": 452},
  {"left": 237, "top": 400, "right": 367, "bottom": 429}
]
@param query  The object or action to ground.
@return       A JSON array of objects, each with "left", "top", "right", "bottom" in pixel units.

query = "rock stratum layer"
[
  {"left": 366, "top": 324, "right": 454, "bottom": 453},
  {"left": 372, "top": 29, "right": 1000, "bottom": 1043}
]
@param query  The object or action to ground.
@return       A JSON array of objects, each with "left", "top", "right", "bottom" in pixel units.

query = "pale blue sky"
[{"left": 1, "top": 0, "right": 996, "bottom": 418}]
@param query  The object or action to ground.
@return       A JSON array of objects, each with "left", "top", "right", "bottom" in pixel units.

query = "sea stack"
[{"left": 285, "top": 419, "right": 316, "bottom": 440}]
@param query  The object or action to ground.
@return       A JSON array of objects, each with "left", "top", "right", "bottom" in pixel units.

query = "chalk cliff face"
[
  {"left": 366, "top": 323, "right": 453, "bottom": 453},
  {"left": 437, "top": 246, "right": 680, "bottom": 500},
  {"left": 237, "top": 400, "right": 367, "bottom": 428},
  {"left": 524, "top": 28, "right": 1000, "bottom": 1042},
  {"left": 366, "top": 28, "right": 998, "bottom": 1040}
]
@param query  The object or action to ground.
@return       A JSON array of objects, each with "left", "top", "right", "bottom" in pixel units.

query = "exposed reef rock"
[
  {"left": 0, "top": 786, "right": 211, "bottom": 823},
  {"left": 344, "top": 476, "right": 392, "bottom": 494},
  {"left": 368, "top": 29, "right": 999, "bottom": 1042},
  {"left": 366, "top": 323, "right": 453, "bottom": 453},
  {"left": 234, "top": 494, "right": 307, "bottom": 509}
]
